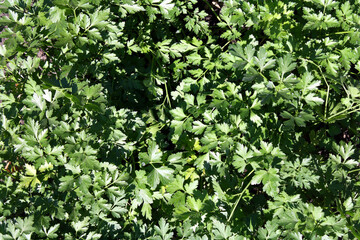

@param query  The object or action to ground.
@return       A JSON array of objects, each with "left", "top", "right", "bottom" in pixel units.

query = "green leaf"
[
  {"left": 158, "top": 0, "right": 175, "bottom": 15},
  {"left": 147, "top": 166, "right": 174, "bottom": 189},
  {"left": 187, "top": 196, "right": 202, "bottom": 212},
  {"left": 103, "top": 52, "right": 119, "bottom": 62},
  {"left": 344, "top": 197, "right": 354, "bottom": 211},
  {"left": 77, "top": 175, "right": 92, "bottom": 194},
  {"left": 43, "top": 224, "right": 60, "bottom": 238},
  {"left": 186, "top": 53, "right": 203, "bottom": 65},
  {"left": 139, "top": 141, "right": 163, "bottom": 165},
  {"left": 212, "top": 220, "right": 233, "bottom": 239},
  {"left": 32, "top": 93, "right": 46, "bottom": 111},
  {"left": 19, "top": 164, "right": 41, "bottom": 189},
  {"left": 49, "top": 6, "right": 65, "bottom": 23},
  {"left": 167, "top": 175, "right": 184, "bottom": 193},
  {"left": 59, "top": 175, "right": 75, "bottom": 192},
  {"left": 24, "top": 164, "right": 36, "bottom": 176},
  {"left": 72, "top": 217, "right": 89, "bottom": 233},
  {"left": 154, "top": 218, "right": 173, "bottom": 240},
  {"left": 121, "top": 3, "right": 145, "bottom": 13},
  {"left": 254, "top": 47, "right": 276, "bottom": 72},
  {"left": 278, "top": 54, "right": 296, "bottom": 76},
  {"left": 170, "top": 107, "right": 187, "bottom": 121},
  {"left": 251, "top": 168, "right": 280, "bottom": 197},
  {"left": 90, "top": 9, "right": 110, "bottom": 28},
  {"left": 304, "top": 93, "right": 324, "bottom": 106},
  {"left": 191, "top": 121, "right": 207, "bottom": 135},
  {"left": 0, "top": 45, "right": 6, "bottom": 57}
]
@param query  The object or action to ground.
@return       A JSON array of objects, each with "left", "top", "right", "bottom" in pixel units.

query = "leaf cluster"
[{"left": 1, "top": 0, "right": 360, "bottom": 239}]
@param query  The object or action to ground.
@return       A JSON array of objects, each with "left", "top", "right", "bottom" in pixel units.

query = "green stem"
[
  {"left": 202, "top": 0, "right": 234, "bottom": 33},
  {"left": 300, "top": 57, "right": 330, "bottom": 119},
  {"left": 221, "top": 40, "right": 232, "bottom": 50},
  {"left": 301, "top": 58, "right": 360, "bottom": 122},
  {"left": 195, "top": 69, "right": 209, "bottom": 82},
  {"left": 336, "top": 199, "right": 360, "bottom": 239},
  {"left": 326, "top": 105, "right": 360, "bottom": 122},
  {"left": 164, "top": 80, "right": 171, "bottom": 108},
  {"left": 258, "top": 70, "right": 268, "bottom": 81},
  {"left": 73, "top": 8, "right": 77, "bottom": 21},
  {"left": 203, "top": 0, "right": 222, "bottom": 23},
  {"left": 325, "top": 31, "right": 354, "bottom": 36},
  {"left": 348, "top": 168, "right": 360, "bottom": 174},
  {"left": 227, "top": 169, "right": 254, "bottom": 222}
]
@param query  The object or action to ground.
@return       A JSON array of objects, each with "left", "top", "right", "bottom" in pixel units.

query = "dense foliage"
[{"left": 1, "top": 0, "right": 360, "bottom": 239}]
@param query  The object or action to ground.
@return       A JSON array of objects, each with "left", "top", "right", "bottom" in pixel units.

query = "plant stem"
[
  {"left": 202, "top": 0, "right": 234, "bottom": 33},
  {"left": 326, "top": 105, "right": 360, "bottom": 122},
  {"left": 300, "top": 57, "right": 330, "bottom": 119},
  {"left": 324, "top": 31, "right": 354, "bottom": 37},
  {"left": 164, "top": 80, "right": 171, "bottom": 107},
  {"left": 227, "top": 169, "right": 254, "bottom": 222},
  {"left": 258, "top": 70, "right": 268, "bottom": 81},
  {"left": 221, "top": 40, "right": 232, "bottom": 50},
  {"left": 348, "top": 168, "right": 360, "bottom": 174},
  {"left": 336, "top": 198, "right": 360, "bottom": 239}
]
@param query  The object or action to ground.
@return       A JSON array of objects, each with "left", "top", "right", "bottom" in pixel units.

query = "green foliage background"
[{"left": 1, "top": 0, "right": 360, "bottom": 239}]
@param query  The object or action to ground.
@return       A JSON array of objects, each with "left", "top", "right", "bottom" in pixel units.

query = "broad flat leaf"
[
  {"left": 312, "top": 206, "right": 324, "bottom": 221},
  {"left": 344, "top": 197, "right": 354, "bottom": 211},
  {"left": 278, "top": 54, "right": 296, "bottom": 76},
  {"left": 251, "top": 168, "right": 281, "bottom": 197},
  {"left": 191, "top": 121, "right": 207, "bottom": 135},
  {"left": 138, "top": 188, "right": 153, "bottom": 204},
  {"left": 147, "top": 166, "right": 174, "bottom": 189},
  {"left": 280, "top": 111, "right": 293, "bottom": 119},
  {"left": 216, "top": 123, "right": 230, "bottom": 134},
  {"left": 43, "top": 224, "right": 60, "bottom": 238},
  {"left": 72, "top": 217, "right": 89, "bottom": 233},
  {"left": 39, "top": 161, "right": 53, "bottom": 172},
  {"left": 0, "top": 45, "right": 6, "bottom": 56},
  {"left": 0, "top": 93, "right": 15, "bottom": 105},
  {"left": 103, "top": 53, "right": 119, "bottom": 62},
  {"left": 170, "top": 107, "right": 187, "bottom": 121},
  {"left": 337, "top": 142, "right": 355, "bottom": 160},
  {"left": 32, "top": 93, "right": 46, "bottom": 111},
  {"left": 167, "top": 152, "right": 184, "bottom": 164},
  {"left": 298, "top": 72, "right": 321, "bottom": 93},
  {"left": 186, "top": 53, "right": 202, "bottom": 65},
  {"left": 304, "top": 93, "right": 324, "bottom": 106},
  {"left": 90, "top": 9, "right": 110, "bottom": 28},
  {"left": 250, "top": 111, "right": 262, "bottom": 126},
  {"left": 212, "top": 220, "right": 233, "bottom": 239},
  {"left": 59, "top": 175, "right": 75, "bottom": 192},
  {"left": 185, "top": 180, "right": 198, "bottom": 194},
  {"left": 43, "top": 90, "right": 53, "bottom": 102},
  {"left": 154, "top": 218, "right": 173, "bottom": 240},
  {"left": 167, "top": 175, "right": 184, "bottom": 193},
  {"left": 121, "top": 4, "right": 145, "bottom": 13},
  {"left": 187, "top": 196, "right": 202, "bottom": 212},
  {"left": 276, "top": 210, "right": 300, "bottom": 228},
  {"left": 88, "top": 28, "right": 102, "bottom": 40},
  {"left": 142, "top": 202, "right": 152, "bottom": 220},
  {"left": 233, "top": 143, "right": 253, "bottom": 172},
  {"left": 49, "top": 6, "right": 65, "bottom": 23},
  {"left": 139, "top": 141, "right": 163, "bottom": 165},
  {"left": 77, "top": 175, "right": 92, "bottom": 194},
  {"left": 254, "top": 47, "right": 276, "bottom": 72},
  {"left": 195, "top": 152, "right": 209, "bottom": 169},
  {"left": 20, "top": 165, "right": 40, "bottom": 189},
  {"left": 24, "top": 164, "right": 37, "bottom": 176},
  {"left": 258, "top": 221, "right": 281, "bottom": 240},
  {"left": 159, "top": 0, "right": 175, "bottom": 15},
  {"left": 20, "top": 176, "right": 41, "bottom": 189}
]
